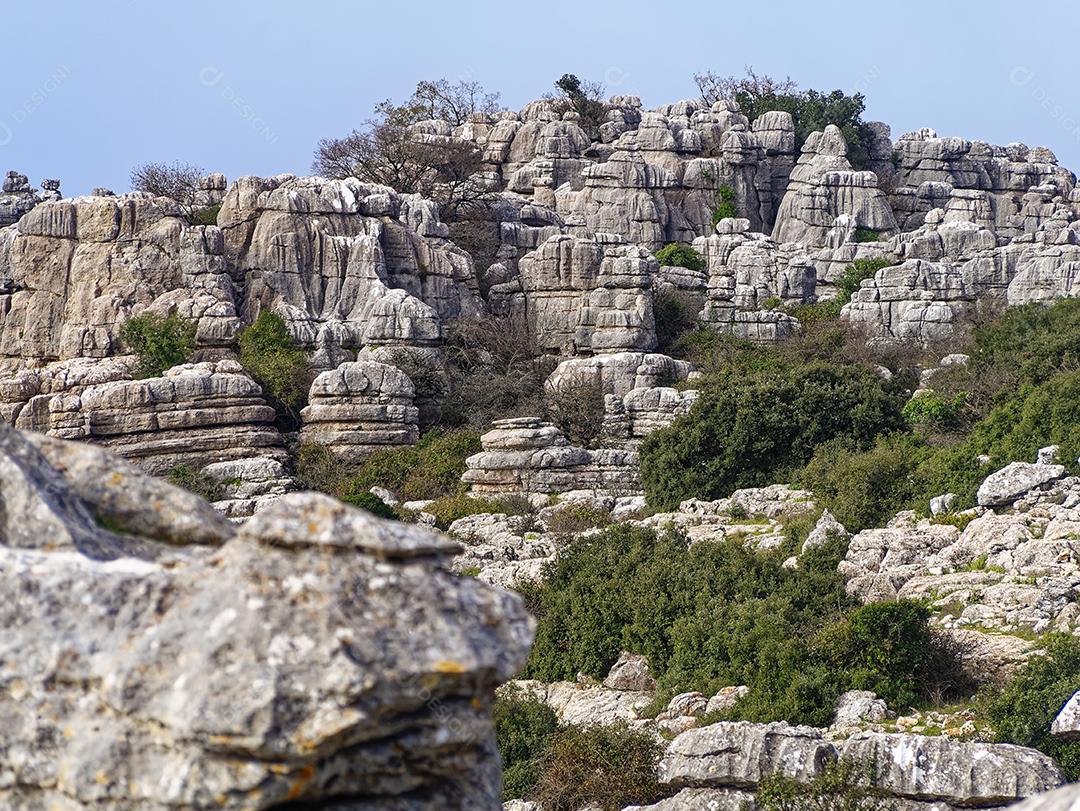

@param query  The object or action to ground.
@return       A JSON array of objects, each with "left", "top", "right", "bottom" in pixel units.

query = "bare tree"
[
  {"left": 693, "top": 66, "right": 798, "bottom": 106},
  {"left": 312, "top": 98, "right": 491, "bottom": 220},
  {"left": 129, "top": 161, "right": 204, "bottom": 219},
  {"left": 411, "top": 79, "right": 501, "bottom": 126}
]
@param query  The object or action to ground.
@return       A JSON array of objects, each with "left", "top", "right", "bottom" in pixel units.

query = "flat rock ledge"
[{"left": 0, "top": 422, "right": 533, "bottom": 810}]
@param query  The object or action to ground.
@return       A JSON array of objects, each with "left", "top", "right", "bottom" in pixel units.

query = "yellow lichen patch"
[
  {"left": 433, "top": 660, "right": 467, "bottom": 674},
  {"left": 94, "top": 770, "right": 110, "bottom": 785}
]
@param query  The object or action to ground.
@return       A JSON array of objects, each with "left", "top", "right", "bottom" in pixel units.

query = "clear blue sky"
[{"left": 2, "top": 1, "right": 1078, "bottom": 196}]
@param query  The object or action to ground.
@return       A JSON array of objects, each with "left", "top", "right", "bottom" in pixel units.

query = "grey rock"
[
  {"left": 832, "top": 690, "right": 888, "bottom": 727},
  {"left": 660, "top": 722, "right": 836, "bottom": 789},
  {"left": 1003, "top": 783, "right": 1080, "bottom": 811},
  {"left": 977, "top": 462, "right": 1067, "bottom": 507},
  {"left": 604, "top": 651, "right": 657, "bottom": 692},
  {"left": 1050, "top": 690, "right": 1080, "bottom": 740},
  {"left": 0, "top": 425, "right": 533, "bottom": 809},
  {"left": 840, "top": 732, "right": 1064, "bottom": 806}
]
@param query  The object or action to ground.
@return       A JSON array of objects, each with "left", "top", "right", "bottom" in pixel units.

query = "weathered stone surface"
[
  {"left": 660, "top": 722, "right": 836, "bottom": 789},
  {"left": 627, "top": 788, "right": 757, "bottom": 811},
  {"left": 0, "top": 426, "right": 534, "bottom": 809},
  {"left": 203, "top": 456, "right": 295, "bottom": 519},
  {"left": 58, "top": 360, "right": 284, "bottom": 474},
  {"left": 462, "top": 417, "right": 640, "bottom": 499},
  {"left": 517, "top": 234, "right": 657, "bottom": 354},
  {"left": 300, "top": 360, "right": 419, "bottom": 461},
  {"left": 604, "top": 651, "right": 657, "bottom": 692},
  {"left": 508, "top": 680, "right": 651, "bottom": 727},
  {"left": 773, "top": 125, "right": 897, "bottom": 248},
  {"left": 547, "top": 352, "right": 692, "bottom": 398},
  {"left": 977, "top": 461, "right": 1067, "bottom": 507},
  {"left": 1050, "top": 690, "right": 1080, "bottom": 740},
  {"left": 832, "top": 690, "right": 888, "bottom": 727},
  {"left": 840, "top": 732, "right": 1064, "bottom": 807},
  {"left": 1003, "top": 783, "right": 1080, "bottom": 811}
]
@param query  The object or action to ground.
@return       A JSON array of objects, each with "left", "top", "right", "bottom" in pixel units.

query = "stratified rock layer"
[{"left": 0, "top": 422, "right": 533, "bottom": 809}]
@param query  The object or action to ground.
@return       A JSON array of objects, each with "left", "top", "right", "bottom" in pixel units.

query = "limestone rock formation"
[
  {"left": 515, "top": 234, "right": 657, "bottom": 354},
  {"left": 0, "top": 171, "right": 40, "bottom": 227},
  {"left": 772, "top": 125, "right": 897, "bottom": 248},
  {"left": 659, "top": 722, "right": 837, "bottom": 789},
  {"left": 54, "top": 360, "right": 284, "bottom": 474},
  {"left": 0, "top": 422, "right": 533, "bottom": 809},
  {"left": 977, "top": 461, "right": 1067, "bottom": 507},
  {"left": 1050, "top": 690, "right": 1080, "bottom": 740},
  {"left": 461, "top": 417, "right": 640, "bottom": 499},
  {"left": 219, "top": 175, "right": 483, "bottom": 365},
  {"left": 300, "top": 360, "right": 419, "bottom": 461},
  {"left": 840, "top": 732, "right": 1064, "bottom": 807}
]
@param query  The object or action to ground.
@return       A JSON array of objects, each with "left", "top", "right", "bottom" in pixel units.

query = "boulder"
[
  {"left": 659, "top": 722, "right": 836, "bottom": 789},
  {"left": 604, "top": 651, "right": 657, "bottom": 692},
  {"left": 1050, "top": 690, "right": 1080, "bottom": 740},
  {"left": 840, "top": 732, "right": 1064, "bottom": 807},
  {"left": 299, "top": 360, "right": 419, "bottom": 461},
  {"left": 832, "top": 690, "right": 888, "bottom": 727},
  {"left": 0, "top": 422, "right": 533, "bottom": 809},
  {"left": 977, "top": 462, "right": 1067, "bottom": 507}
]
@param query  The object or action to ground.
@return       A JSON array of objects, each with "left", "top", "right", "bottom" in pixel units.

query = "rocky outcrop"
[
  {"left": 840, "top": 733, "right": 1064, "bottom": 807},
  {"left": 1050, "top": 690, "right": 1080, "bottom": 740},
  {"left": 655, "top": 721, "right": 1063, "bottom": 810},
  {"left": 0, "top": 171, "right": 40, "bottom": 227},
  {"left": 889, "top": 129, "right": 1075, "bottom": 236},
  {"left": 202, "top": 456, "right": 295, "bottom": 519},
  {"left": 299, "top": 360, "right": 419, "bottom": 461},
  {"left": 546, "top": 352, "right": 692, "bottom": 398},
  {"left": 50, "top": 360, "right": 284, "bottom": 474},
  {"left": 772, "top": 125, "right": 897, "bottom": 248},
  {"left": 461, "top": 417, "right": 640, "bottom": 499},
  {"left": 659, "top": 722, "right": 837, "bottom": 789},
  {"left": 0, "top": 422, "right": 533, "bottom": 809},
  {"left": 0, "top": 193, "right": 239, "bottom": 372},
  {"left": 514, "top": 234, "right": 657, "bottom": 354},
  {"left": 977, "top": 461, "right": 1067, "bottom": 507},
  {"left": 219, "top": 175, "right": 483, "bottom": 367}
]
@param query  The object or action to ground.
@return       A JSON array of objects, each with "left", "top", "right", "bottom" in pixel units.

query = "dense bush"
[
  {"left": 640, "top": 361, "right": 906, "bottom": 511},
  {"left": 798, "top": 434, "right": 931, "bottom": 533},
  {"left": 902, "top": 391, "right": 966, "bottom": 432},
  {"left": 188, "top": 202, "right": 221, "bottom": 227},
  {"left": 757, "top": 758, "right": 894, "bottom": 811},
  {"left": 341, "top": 491, "right": 397, "bottom": 520},
  {"left": 532, "top": 722, "right": 670, "bottom": 811},
  {"left": 296, "top": 429, "right": 481, "bottom": 503},
  {"left": 987, "top": 633, "right": 1080, "bottom": 779},
  {"left": 836, "top": 258, "right": 892, "bottom": 306},
  {"left": 655, "top": 289, "right": 702, "bottom": 356},
  {"left": 853, "top": 227, "right": 880, "bottom": 243},
  {"left": 654, "top": 243, "right": 704, "bottom": 271},
  {"left": 523, "top": 524, "right": 956, "bottom": 726},
  {"left": 817, "top": 601, "right": 935, "bottom": 709},
  {"left": 166, "top": 463, "right": 223, "bottom": 502},
  {"left": 712, "top": 184, "right": 738, "bottom": 224},
  {"left": 237, "top": 311, "right": 311, "bottom": 426},
  {"left": 120, "top": 312, "right": 197, "bottom": 379},
  {"left": 442, "top": 315, "right": 552, "bottom": 429},
  {"left": 494, "top": 687, "right": 559, "bottom": 801}
]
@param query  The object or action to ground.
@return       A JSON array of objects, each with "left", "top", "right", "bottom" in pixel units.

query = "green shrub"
[
  {"left": 237, "top": 311, "right": 311, "bottom": 425},
  {"left": 166, "top": 463, "right": 223, "bottom": 502},
  {"left": 422, "top": 493, "right": 528, "bottom": 530},
  {"left": 902, "top": 392, "right": 966, "bottom": 431},
  {"left": 120, "top": 312, "right": 197, "bottom": 379},
  {"left": 853, "top": 227, "right": 880, "bottom": 243},
  {"left": 532, "top": 722, "right": 670, "bottom": 810},
  {"left": 494, "top": 686, "right": 559, "bottom": 801},
  {"left": 640, "top": 361, "right": 906, "bottom": 511},
  {"left": 341, "top": 491, "right": 397, "bottom": 520},
  {"left": 188, "top": 203, "right": 221, "bottom": 226},
  {"left": 817, "top": 600, "right": 934, "bottom": 708},
  {"left": 546, "top": 379, "right": 606, "bottom": 448},
  {"left": 543, "top": 502, "right": 611, "bottom": 534},
  {"left": 786, "top": 300, "right": 843, "bottom": 324},
  {"left": 296, "top": 430, "right": 482, "bottom": 504},
  {"left": 836, "top": 258, "right": 892, "bottom": 306},
  {"left": 735, "top": 84, "right": 877, "bottom": 170},
  {"left": 654, "top": 243, "right": 705, "bottom": 271},
  {"left": 654, "top": 289, "right": 701, "bottom": 356},
  {"left": 987, "top": 633, "right": 1080, "bottom": 779},
  {"left": 798, "top": 434, "right": 931, "bottom": 533},
  {"left": 711, "top": 185, "right": 738, "bottom": 224},
  {"left": 757, "top": 757, "right": 894, "bottom": 811},
  {"left": 523, "top": 524, "right": 960, "bottom": 726}
]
